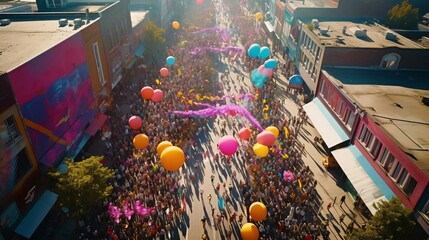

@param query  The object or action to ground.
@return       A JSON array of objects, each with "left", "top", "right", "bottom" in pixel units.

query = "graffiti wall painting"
[{"left": 8, "top": 33, "right": 95, "bottom": 165}]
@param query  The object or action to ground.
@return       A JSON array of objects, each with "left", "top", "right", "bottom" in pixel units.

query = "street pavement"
[{"left": 167, "top": 1, "right": 369, "bottom": 239}]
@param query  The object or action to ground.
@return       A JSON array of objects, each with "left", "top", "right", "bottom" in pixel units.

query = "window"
[
  {"left": 93, "top": 42, "right": 106, "bottom": 86},
  {"left": 390, "top": 162, "right": 403, "bottom": 180},
  {"left": 369, "top": 139, "right": 381, "bottom": 157},
  {"left": 403, "top": 177, "right": 417, "bottom": 195},
  {"left": 336, "top": 100, "right": 344, "bottom": 115},
  {"left": 0, "top": 148, "right": 32, "bottom": 197},
  {"left": 2, "top": 116, "right": 20, "bottom": 145},
  {"left": 380, "top": 53, "right": 400, "bottom": 69},
  {"left": 346, "top": 111, "right": 355, "bottom": 129},
  {"left": 397, "top": 169, "right": 408, "bottom": 186}
]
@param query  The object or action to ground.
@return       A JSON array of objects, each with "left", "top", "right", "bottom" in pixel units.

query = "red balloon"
[
  {"left": 238, "top": 128, "right": 252, "bottom": 140},
  {"left": 141, "top": 86, "right": 154, "bottom": 100},
  {"left": 230, "top": 110, "right": 237, "bottom": 116},
  {"left": 128, "top": 116, "right": 142, "bottom": 130},
  {"left": 196, "top": 0, "right": 203, "bottom": 4},
  {"left": 160, "top": 68, "right": 169, "bottom": 77},
  {"left": 151, "top": 89, "right": 164, "bottom": 102},
  {"left": 256, "top": 131, "right": 276, "bottom": 146}
]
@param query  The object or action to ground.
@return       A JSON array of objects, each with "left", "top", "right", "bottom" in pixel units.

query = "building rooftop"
[
  {"left": 323, "top": 67, "right": 429, "bottom": 174},
  {"left": 287, "top": 0, "right": 338, "bottom": 10},
  {"left": 129, "top": 4, "right": 149, "bottom": 28},
  {"left": 307, "top": 20, "right": 424, "bottom": 49},
  {"left": 0, "top": 14, "right": 98, "bottom": 72}
]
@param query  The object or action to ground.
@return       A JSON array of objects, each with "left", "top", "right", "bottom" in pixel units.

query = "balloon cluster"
[
  {"left": 252, "top": 126, "right": 279, "bottom": 157},
  {"left": 141, "top": 86, "right": 164, "bottom": 102},
  {"left": 247, "top": 44, "right": 278, "bottom": 88}
]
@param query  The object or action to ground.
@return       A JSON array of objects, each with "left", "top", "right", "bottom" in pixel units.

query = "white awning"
[
  {"left": 264, "top": 21, "right": 274, "bottom": 33},
  {"left": 303, "top": 98, "right": 349, "bottom": 148},
  {"left": 331, "top": 145, "right": 395, "bottom": 214}
]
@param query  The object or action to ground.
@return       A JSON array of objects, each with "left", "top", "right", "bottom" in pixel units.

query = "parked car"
[{"left": 322, "top": 156, "right": 339, "bottom": 168}]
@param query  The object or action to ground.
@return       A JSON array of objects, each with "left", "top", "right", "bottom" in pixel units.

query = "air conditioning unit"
[
  {"left": 312, "top": 19, "right": 319, "bottom": 29},
  {"left": 354, "top": 29, "right": 367, "bottom": 38},
  {"left": 59, "top": 18, "right": 68, "bottom": 27},
  {"left": 0, "top": 19, "right": 11, "bottom": 26},
  {"left": 385, "top": 32, "right": 397, "bottom": 42},
  {"left": 73, "top": 18, "right": 83, "bottom": 27}
]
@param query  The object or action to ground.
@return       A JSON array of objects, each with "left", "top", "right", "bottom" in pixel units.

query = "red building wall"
[{"left": 355, "top": 117, "right": 429, "bottom": 209}]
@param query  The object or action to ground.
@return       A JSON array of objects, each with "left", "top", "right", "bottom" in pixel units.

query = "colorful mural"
[{"left": 8, "top": 33, "right": 95, "bottom": 166}]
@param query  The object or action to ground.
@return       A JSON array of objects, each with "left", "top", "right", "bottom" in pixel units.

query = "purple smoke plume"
[
  {"left": 190, "top": 46, "right": 244, "bottom": 55},
  {"left": 171, "top": 104, "right": 263, "bottom": 131}
]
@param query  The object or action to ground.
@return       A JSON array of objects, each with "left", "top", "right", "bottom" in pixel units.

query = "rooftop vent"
[
  {"left": 354, "top": 29, "right": 367, "bottom": 38},
  {"left": 59, "top": 18, "right": 68, "bottom": 27},
  {"left": 73, "top": 18, "right": 83, "bottom": 28},
  {"left": 385, "top": 32, "right": 397, "bottom": 42},
  {"left": 422, "top": 97, "right": 429, "bottom": 107},
  {"left": 312, "top": 19, "right": 319, "bottom": 29},
  {"left": 0, "top": 19, "right": 11, "bottom": 26}
]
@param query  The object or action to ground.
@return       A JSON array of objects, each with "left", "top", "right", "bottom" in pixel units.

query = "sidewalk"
[{"left": 270, "top": 40, "right": 368, "bottom": 239}]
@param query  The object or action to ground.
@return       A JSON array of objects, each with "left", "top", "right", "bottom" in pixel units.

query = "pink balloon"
[
  {"left": 218, "top": 135, "right": 239, "bottom": 156},
  {"left": 151, "top": 89, "right": 164, "bottom": 102},
  {"left": 128, "top": 116, "right": 142, "bottom": 130},
  {"left": 196, "top": 0, "right": 204, "bottom": 4},
  {"left": 238, "top": 128, "right": 251, "bottom": 140},
  {"left": 160, "top": 68, "right": 169, "bottom": 77},
  {"left": 256, "top": 131, "right": 276, "bottom": 146},
  {"left": 258, "top": 65, "right": 266, "bottom": 74},
  {"left": 258, "top": 65, "right": 273, "bottom": 77}
]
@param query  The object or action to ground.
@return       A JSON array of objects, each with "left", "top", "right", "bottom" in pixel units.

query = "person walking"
[{"left": 339, "top": 213, "right": 346, "bottom": 225}]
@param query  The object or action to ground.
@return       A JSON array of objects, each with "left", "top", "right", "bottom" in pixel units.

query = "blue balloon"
[
  {"left": 166, "top": 56, "right": 175, "bottom": 65},
  {"left": 247, "top": 43, "right": 261, "bottom": 58},
  {"left": 251, "top": 68, "right": 268, "bottom": 88},
  {"left": 258, "top": 46, "right": 270, "bottom": 59},
  {"left": 264, "top": 59, "right": 277, "bottom": 69}
]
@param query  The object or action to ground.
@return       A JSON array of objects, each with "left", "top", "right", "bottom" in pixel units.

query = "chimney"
[{"left": 86, "top": 9, "right": 90, "bottom": 24}]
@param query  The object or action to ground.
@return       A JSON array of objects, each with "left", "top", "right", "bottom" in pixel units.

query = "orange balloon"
[
  {"left": 255, "top": 12, "right": 263, "bottom": 21},
  {"left": 141, "top": 86, "right": 154, "bottom": 100},
  {"left": 240, "top": 223, "right": 259, "bottom": 240},
  {"left": 157, "top": 141, "right": 173, "bottom": 156},
  {"left": 133, "top": 134, "right": 149, "bottom": 149},
  {"left": 172, "top": 21, "right": 180, "bottom": 30},
  {"left": 160, "top": 146, "right": 185, "bottom": 171},
  {"left": 249, "top": 202, "right": 267, "bottom": 221}
]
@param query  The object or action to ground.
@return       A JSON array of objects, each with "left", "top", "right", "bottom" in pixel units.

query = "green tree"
[
  {"left": 347, "top": 197, "right": 417, "bottom": 240},
  {"left": 141, "top": 20, "right": 166, "bottom": 61},
  {"left": 49, "top": 156, "right": 114, "bottom": 218},
  {"left": 386, "top": 0, "right": 419, "bottom": 30}
]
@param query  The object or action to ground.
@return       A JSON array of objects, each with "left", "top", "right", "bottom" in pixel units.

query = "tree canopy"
[
  {"left": 386, "top": 0, "right": 419, "bottom": 30},
  {"left": 141, "top": 20, "right": 166, "bottom": 61},
  {"left": 49, "top": 156, "right": 114, "bottom": 218},
  {"left": 347, "top": 197, "right": 417, "bottom": 240}
]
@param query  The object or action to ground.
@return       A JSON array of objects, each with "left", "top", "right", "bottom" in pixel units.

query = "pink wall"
[{"left": 355, "top": 115, "right": 429, "bottom": 208}]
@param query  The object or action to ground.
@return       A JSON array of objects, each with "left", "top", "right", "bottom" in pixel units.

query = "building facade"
[{"left": 304, "top": 67, "right": 429, "bottom": 233}]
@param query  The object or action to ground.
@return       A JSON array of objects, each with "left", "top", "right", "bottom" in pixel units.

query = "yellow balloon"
[
  {"left": 133, "top": 134, "right": 149, "bottom": 149},
  {"left": 157, "top": 141, "right": 173, "bottom": 156},
  {"left": 160, "top": 146, "right": 185, "bottom": 171},
  {"left": 253, "top": 143, "right": 269, "bottom": 157},
  {"left": 172, "top": 21, "right": 180, "bottom": 30},
  {"left": 265, "top": 126, "right": 279, "bottom": 138},
  {"left": 249, "top": 202, "right": 267, "bottom": 221},
  {"left": 255, "top": 12, "right": 263, "bottom": 21},
  {"left": 240, "top": 223, "right": 259, "bottom": 240}
]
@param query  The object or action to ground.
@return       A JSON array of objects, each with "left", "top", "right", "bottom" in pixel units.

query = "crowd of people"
[{"left": 76, "top": 0, "right": 329, "bottom": 239}]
